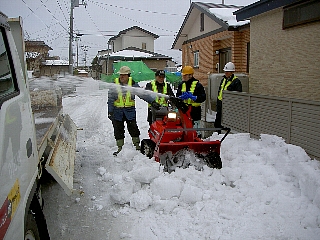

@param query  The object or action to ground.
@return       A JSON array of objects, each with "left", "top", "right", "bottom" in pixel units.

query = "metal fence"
[{"left": 222, "top": 91, "right": 320, "bottom": 160}]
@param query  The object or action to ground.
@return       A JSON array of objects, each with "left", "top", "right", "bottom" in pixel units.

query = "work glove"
[
  {"left": 151, "top": 101, "right": 161, "bottom": 110},
  {"left": 179, "top": 92, "right": 197, "bottom": 101},
  {"left": 108, "top": 112, "right": 113, "bottom": 121}
]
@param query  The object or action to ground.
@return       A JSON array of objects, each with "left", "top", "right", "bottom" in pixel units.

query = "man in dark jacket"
[
  {"left": 176, "top": 66, "right": 206, "bottom": 132},
  {"left": 214, "top": 62, "right": 242, "bottom": 129},
  {"left": 108, "top": 66, "right": 160, "bottom": 156},
  {"left": 145, "top": 70, "right": 175, "bottom": 125}
]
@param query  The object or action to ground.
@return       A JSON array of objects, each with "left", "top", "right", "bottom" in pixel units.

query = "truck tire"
[
  {"left": 25, "top": 210, "right": 40, "bottom": 240},
  {"left": 25, "top": 194, "right": 50, "bottom": 240}
]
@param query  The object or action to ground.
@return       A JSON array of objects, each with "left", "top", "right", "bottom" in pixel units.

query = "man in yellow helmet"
[
  {"left": 176, "top": 66, "right": 206, "bottom": 135},
  {"left": 108, "top": 66, "right": 160, "bottom": 156},
  {"left": 145, "top": 70, "right": 175, "bottom": 125},
  {"left": 214, "top": 62, "right": 242, "bottom": 130}
]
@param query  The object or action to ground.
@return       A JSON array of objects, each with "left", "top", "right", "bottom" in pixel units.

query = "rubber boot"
[
  {"left": 113, "top": 139, "right": 124, "bottom": 156},
  {"left": 132, "top": 137, "right": 141, "bottom": 151}
]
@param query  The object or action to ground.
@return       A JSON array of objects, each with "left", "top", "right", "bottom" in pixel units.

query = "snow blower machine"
[{"left": 140, "top": 96, "right": 230, "bottom": 172}]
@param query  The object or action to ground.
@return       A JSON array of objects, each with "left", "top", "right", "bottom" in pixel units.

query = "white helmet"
[{"left": 223, "top": 62, "right": 235, "bottom": 72}]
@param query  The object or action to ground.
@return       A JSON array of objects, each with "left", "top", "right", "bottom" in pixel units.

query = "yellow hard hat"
[
  {"left": 117, "top": 66, "right": 131, "bottom": 74},
  {"left": 181, "top": 66, "right": 194, "bottom": 75}
]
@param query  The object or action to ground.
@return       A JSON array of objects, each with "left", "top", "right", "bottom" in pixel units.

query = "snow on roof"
[
  {"left": 43, "top": 60, "right": 69, "bottom": 66},
  {"left": 108, "top": 49, "right": 153, "bottom": 58},
  {"left": 209, "top": 8, "right": 250, "bottom": 27},
  {"left": 78, "top": 69, "right": 88, "bottom": 73}
]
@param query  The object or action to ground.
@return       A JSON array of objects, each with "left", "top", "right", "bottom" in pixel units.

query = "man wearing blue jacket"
[{"left": 108, "top": 66, "right": 160, "bottom": 156}]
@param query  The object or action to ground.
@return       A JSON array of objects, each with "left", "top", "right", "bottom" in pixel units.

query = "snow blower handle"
[
  {"left": 168, "top": 96, "right": 189, "bottom": 113},
  {"left": 220, "top": 127, "right": 231, "bottom": 142}
]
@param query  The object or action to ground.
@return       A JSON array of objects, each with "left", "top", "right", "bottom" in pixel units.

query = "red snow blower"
[{"left": 141, "top": 97, "right": 230, "bottom": 172}]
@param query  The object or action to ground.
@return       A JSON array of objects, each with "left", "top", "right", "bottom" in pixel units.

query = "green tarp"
[{"left": 100, "top": 61, "right": 181, "bottom": 84}]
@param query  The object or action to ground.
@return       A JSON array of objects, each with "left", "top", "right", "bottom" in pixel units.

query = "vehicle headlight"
[{"left": 167, "top": 112, "right": 177, "bottom": 121}]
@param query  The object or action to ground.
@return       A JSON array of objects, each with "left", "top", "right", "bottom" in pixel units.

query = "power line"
[
  {"left": 87, "top": 0, "right": 186, "bottom": 17},
  {"left": 56, "top": 0, "right": 69, "bottom": 24},
  {"left": 38, "top": 0, "right": 70, "bottom": 33},
  {"left": 88, "top": 0, "right": 177, "bottom": 34}
]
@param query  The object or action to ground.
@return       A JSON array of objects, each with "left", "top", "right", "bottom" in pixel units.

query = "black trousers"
[
  {"left": 112, "top": 117, "right": 140, "bottom": 140},
  {"left": 214, "top": 100, "right": 223, "bottom": 128}
]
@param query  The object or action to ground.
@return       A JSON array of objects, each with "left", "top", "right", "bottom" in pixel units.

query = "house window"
[
  {"left": 0, "top": 28, "right": 19, "bottom": 108},
  {"left": 193, "top": 51, "right": 199, "bottom": 68},
  {"left": 200, "top": 13, "right": 204, "bottom": 32},
  {"left": 142, "top": 42, "right": 146, "bottom": 50},
  {"left": 283, "top": 0, "right": 320, "bottom": 29}
]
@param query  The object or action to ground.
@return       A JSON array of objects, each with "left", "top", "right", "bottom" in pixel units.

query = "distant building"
[
  {"left": 40, "top": 59, "right": 69, "bottom": 78},
  {"left": 98, "top": 26, "right": 175, "bottom": 77},
  {"left": 108, "top": 26, "right": 159, "bottom": 53},
  {"left": 25, "top": 40, "right": 52, "bottom": 74}
]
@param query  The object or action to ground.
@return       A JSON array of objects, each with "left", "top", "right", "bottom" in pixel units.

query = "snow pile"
[{"left": 92, "top": 132, "right": 320, "bottom": 239}]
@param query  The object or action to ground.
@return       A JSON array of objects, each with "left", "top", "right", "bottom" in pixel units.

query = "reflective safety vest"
[
  {"left": 148, "top": 80, "right": 168, "bottom": 107},
  {"left": 218, "top": 75, "right": 238, "bottom": 101},
  {"left": 181, "top": 81, "right": 201, "bottom": 106},
  {"left": 114, "top": 77, "right": 135, "bottom": 107}
]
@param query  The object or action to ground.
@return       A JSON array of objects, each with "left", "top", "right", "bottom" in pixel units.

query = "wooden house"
[{"left": 172, "top": 2, "right": 250, "bottom": 86}]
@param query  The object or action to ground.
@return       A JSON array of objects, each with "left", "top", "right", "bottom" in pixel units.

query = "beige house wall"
[{"left": 250, "top": 8, "right": 320, "bottom": 101}]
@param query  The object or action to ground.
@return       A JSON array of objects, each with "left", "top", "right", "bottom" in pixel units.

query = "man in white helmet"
[{"left": 214, "top": 62, "right": 242, "bottom": 131}]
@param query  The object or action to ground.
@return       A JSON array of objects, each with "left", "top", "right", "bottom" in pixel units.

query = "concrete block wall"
[{"left": 250, "top": 8, "right": 320, "bottom": 101}]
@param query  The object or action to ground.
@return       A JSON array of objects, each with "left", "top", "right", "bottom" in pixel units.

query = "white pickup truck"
[{"left": 0, "top": 12, "right": 77, "bottom": 240}]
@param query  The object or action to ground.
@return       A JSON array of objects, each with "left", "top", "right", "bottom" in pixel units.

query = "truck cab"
[{"left": 0, "top": 12, "right": 77, "bottom": 240}]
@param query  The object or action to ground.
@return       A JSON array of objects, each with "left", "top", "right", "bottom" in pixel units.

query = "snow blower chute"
[{"left": 141, "top": 97, "right": 230, "bottom": 172}]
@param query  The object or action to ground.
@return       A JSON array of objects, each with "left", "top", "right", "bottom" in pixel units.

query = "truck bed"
[
  {"left": 30, "top": 88, "right": 77, "bottom": 196},
  {"left": 34, "top": 106, "right": 62, "bottom": 160}
]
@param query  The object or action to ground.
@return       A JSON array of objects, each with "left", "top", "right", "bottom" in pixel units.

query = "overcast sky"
[{"left": 1, "top": 0, "right": 258, "bottom": 65}]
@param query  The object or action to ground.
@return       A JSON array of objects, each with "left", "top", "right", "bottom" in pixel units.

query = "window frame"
[
  {"left": 193, "top": 51, "right": 199, "bottom": 68},
  {"left": 0, "top": 27, "right": 20, "bottom": 109},
  {"left": 283, "top": 0, "right": 320, "bottom": 29},
  {"left": 200, "top": 13, "right": 204, "bottom": 32}
]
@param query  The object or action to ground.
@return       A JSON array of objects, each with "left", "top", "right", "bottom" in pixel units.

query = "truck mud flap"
[{"left": 45, "top": 114, "right": 77, "bottom": 196}]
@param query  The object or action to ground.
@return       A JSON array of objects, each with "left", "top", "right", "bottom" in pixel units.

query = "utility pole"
[
  {"left": 68, "top": 0, "right": 74, "bottom": 74},
  {"left": 81, "top": 45, "right": 88, "bottom": 70},
  {"left": 69, "top": 0, "right": 87, "bottom": 74},
  {"left": 75, "top": 36, "right": 80, "bottom": 69}
]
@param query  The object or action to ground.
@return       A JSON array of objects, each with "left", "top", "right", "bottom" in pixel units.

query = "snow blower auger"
[{"left": 140, "top": 96, "right": 230, "bottom": 172}]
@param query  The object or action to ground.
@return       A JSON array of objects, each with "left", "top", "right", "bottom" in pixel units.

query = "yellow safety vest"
[
  {"left": 218, "top": 75, "right": 238, "bottom": 101},
  {"left": 148, "top": 80, "right": 168, "bottom": 107},
  {"left": 114, "top": 77, "right": 135, "bottom": 107},
  {"left": 181, "top": 81, "right": 201, "bottom": 106}
]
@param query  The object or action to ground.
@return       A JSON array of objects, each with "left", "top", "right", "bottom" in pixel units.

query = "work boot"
[
  {"left": 132, "top": 137, "right": 141, "bottom": 151},
  {"left": 113, "top": 139, "right": 124, "bottom": 156}
]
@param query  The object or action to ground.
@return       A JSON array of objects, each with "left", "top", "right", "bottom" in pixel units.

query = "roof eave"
[{"left": 234, "top": 0, "right": 301, "bottom": 21}]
